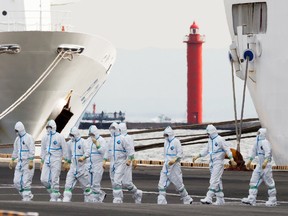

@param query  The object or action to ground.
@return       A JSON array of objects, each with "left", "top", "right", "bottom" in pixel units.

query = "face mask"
[
  {"left": 69, "top": 134, "right": 75, "bottom": 142},
  {"left": 46, "top": 128, "right": 52, "bottom": 135},
  {"left": 15, "top": 130, "right": 19, "bottom": 137},
  {"left": 110, "top": 129, "right": 116, "bottom": 136},
  {"left": 164, "top": 134, "right": 169, "bottom": 140}
]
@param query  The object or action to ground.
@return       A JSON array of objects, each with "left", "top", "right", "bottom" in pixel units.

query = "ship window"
[
  {"left": 232, "top": 2, "right": 267, "bottom": 35},
  {"left": 2, "top": 11, "right": 7, "bottom": 16}
]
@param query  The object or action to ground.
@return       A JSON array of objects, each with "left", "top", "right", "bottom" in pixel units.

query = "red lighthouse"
[{"left": 183, "top": 21, "right": 205, "bottom": 124}]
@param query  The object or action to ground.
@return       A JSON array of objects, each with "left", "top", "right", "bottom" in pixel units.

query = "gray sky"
[
  {"left": 62, "top": 0, "right": 231, "bottom": 50},
  {"left": 58, "top": 0, "right": 257, "bottom": 122}
]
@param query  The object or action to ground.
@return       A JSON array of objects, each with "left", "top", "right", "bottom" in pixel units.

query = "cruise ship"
[
  {"left": 224, "top": 0, "right": 288, "bottom": 165},
  {"left": 0, "top": 0, "right": 116, "bottom": 145}
]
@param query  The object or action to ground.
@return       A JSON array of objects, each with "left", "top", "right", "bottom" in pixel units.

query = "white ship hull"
[
  {"left": 224, "top": 0, "right": 288, "bottom": 165},
  {"left": 0, "top": 31, "right": 116, "bottom": 144}
]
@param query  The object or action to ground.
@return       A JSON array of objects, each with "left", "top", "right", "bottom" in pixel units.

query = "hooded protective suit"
[
  {"left": 11, "top": 121, "right": 35, "bottom": 201},
  {"left": 63, "top": 127, "right": 91, "bottom": 202},
  {"left": 105, "top": 122, "right": 138, "bottom": 203},
  {"left": 118, "top": 122, "right": 142, "bottom": 204},
  {"left": 197, "top": 124, "right": 233, "bottom": 205},
  {"left": 40, "top": 120, "right": 67, "bottom": 201},
  {"left": 241, "top": 128, "right": 277, "bottom": 206},
  {"left": 157, "top": 126, "right": 193, "bottom": 205},
  {"left": 84, "top": 125, "right": 107, "bottom": 202}
]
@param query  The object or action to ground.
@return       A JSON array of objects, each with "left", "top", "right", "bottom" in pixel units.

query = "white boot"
[
  {"left": 265, "top": 197, "right": 277, "bottom": 207},
  {"left": 213, "top": 192, "right": 225, "bottom": 205},
  {"left": 200, "top": 197, "right": 212, "bottom": 204},
  {"left": 200, "top": 190, "right": 213, "bottom": 204},
  {"left": 179, "top": 188, "right": 192, "bottom": 204},
  {"left": 265, "top": 195, "right": 277, "bottom": 207},
  {"left": 63, "top": 190, "right": 72, "bottom": 202},
  {"left": 90, "top": 193, "right": 100, "bottom": 203},
  {"left": 84, "top": 188, "right": 92, "bottom": 202},
  {"left": 157, "top": 194, "right": 167, "bottom": 205},
  {"left": 182, "top": 195, "right": 193, "bottom": 204},
  {"left": 132, "top": 190, "right": 143, "bottom": 204},
  {"left": 242, "top": 188, "right": 257, "bottom": 206},
  {"left": 112, "top": 188, "right": 123, "bottom": 204},
  {"left": 113, "top": 197, "right": 123, "bottom": 203},
  {"left": 22, "top": 190, "right": 33, "bottom": 202},
  {"left": 99, "top": 190, "right": 107, "bottom": 203},
  {"left": 241, "top": 197, "right": 256, "bottom": 206},
  {"left": 213, "top": 197, "right": 225, "bottom": 205},
  {"left": 50, "top": 192, "right": 61, "bottom": 202},
  {"left": 266, "top": 188, "right": 277, "bottom": 207}
]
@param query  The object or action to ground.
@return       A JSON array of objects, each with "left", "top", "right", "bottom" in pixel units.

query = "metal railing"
[{"left": 0, "top": 10, "right": 72, "bottom": 32}]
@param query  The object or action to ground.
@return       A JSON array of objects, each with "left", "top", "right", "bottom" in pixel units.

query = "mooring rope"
[{"left": 0, "top": 50, "right": 70, "bottom": 120}]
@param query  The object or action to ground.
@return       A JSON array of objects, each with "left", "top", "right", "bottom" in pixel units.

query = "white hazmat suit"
[
  {"left": 157, "top": 126, "right": 193, "bottom": 205},
  {"left": 40, "top": 120, "right": 67, "bottom": 201},
  {"left": 241, "top": 128, "right": 277, "bottom": 207},
  {"left": 106, "top": 122, "right": 142, "bottom": 203},
  {"left": 63, "top": 127, "right": 91, "bottom": 202},
  {"left": 193, "top": 124, "right": 236, "bottom": 205},
  {"left": 84, "top": 125, "right": 107, "bottom": 202},
  {"left": 119, "top": 122, "right": 142, "bottom": 204},
  {"left": 10, "top": 121, "right": 35, "bottom": 201}
]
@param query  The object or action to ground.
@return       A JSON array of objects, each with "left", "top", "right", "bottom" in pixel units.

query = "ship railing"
[{"left": 0, "top": 10, "right": 72, "bottom": 32}]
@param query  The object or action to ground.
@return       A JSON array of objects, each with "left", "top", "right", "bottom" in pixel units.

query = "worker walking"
[
  {"left": 40, "top": 120, "right": 67, "bottom": 201},
  {"left": 62, "top": 127, "right": 92, "bottom": 202},
  {"left": 84, "top": 125, "right": 107, "bottom": 202},
  {"left": 193, "top": 124, "right": 237, "bottom": 205},
  {"left": 104, "top": 122, "right": 142, "bottom": 203},
  {"left": 9, "top": 121, "right": 35, "bottom": 201},
  {"left": 119, "top": 122, "right": 142, "bottom": 204},
  {"left": 241, "top": 128, "right": 277, "bottom": 207},
  {"left": 157, "top": 126, "right": 193, "bottom": 205}
]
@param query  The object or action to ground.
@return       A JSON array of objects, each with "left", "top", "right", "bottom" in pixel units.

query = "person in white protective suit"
[
  {"left": 118, "top": 122, "right": 143, "bottom": 204},
  {"left": 62, "top": 127, "right": 92, "bottom": 202},
  {"left": 192, "top": 124, "right": 237, "bottom": 205},
  {"left": 241, "top": 128, "right": 277, "bottom": 207},
  {"left": 104, "top": 122, "right": 142, "bottom": 203},
  {"left": 9, "top": 121, "right": 35, "bottom": 201},
  {"left": 83, "top": 125, "right": 107, "bottom": 203},
  {"left": 40, "top": 120, "right": 67, "bottom": 202},
  {"left": 157, "top": 126, "right": 193, "bottom": 205}
]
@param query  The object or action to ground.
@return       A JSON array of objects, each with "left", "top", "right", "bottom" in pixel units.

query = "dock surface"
[{"left": 0, "top": 166, "right": 287, "bottom": 215}]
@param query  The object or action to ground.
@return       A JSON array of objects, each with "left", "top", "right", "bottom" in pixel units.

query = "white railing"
[{"left": 0, "top": 10, "right": 72, "bottom": 32}]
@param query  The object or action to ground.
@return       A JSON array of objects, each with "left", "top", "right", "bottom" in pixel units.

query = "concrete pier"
[{"left": 0, "top": 166, "right": 287, "bottom": 215}]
